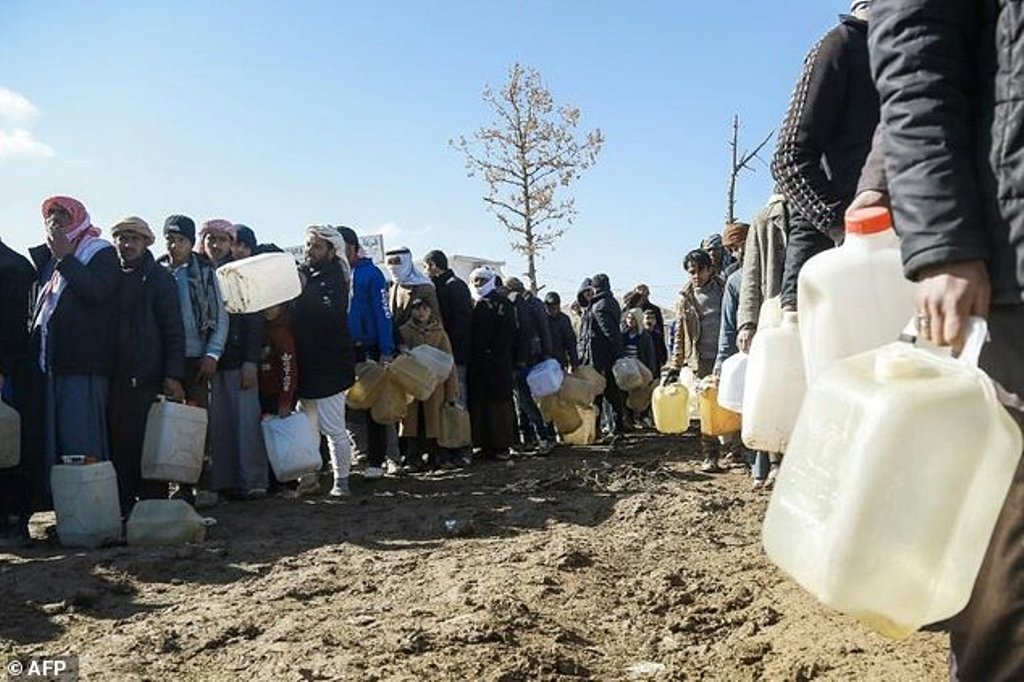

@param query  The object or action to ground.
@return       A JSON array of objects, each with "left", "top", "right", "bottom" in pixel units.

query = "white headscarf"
[
  {"left": 305, "top": 224, "right": 353, "bottom": 310},
  {"left": 385, "top": 247, "right": 432, "bottom": 286},
  {"left": 470, "top": 266, "right": 498, "bottom": 300}
]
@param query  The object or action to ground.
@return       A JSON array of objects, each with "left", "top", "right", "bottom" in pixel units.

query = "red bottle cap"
[{"left": 846, "top": 207, "right": 893, "bottom": 235}]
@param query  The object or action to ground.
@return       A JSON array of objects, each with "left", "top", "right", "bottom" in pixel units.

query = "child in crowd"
[
  {"left": 622, "top": 308, "right": 658, "bottom": 429},
  {"left": 397, "top": 298, "right": 460, "bottom": 470},
  {"left": 259, "top": 304, "right": 298, "bottom": 419}
]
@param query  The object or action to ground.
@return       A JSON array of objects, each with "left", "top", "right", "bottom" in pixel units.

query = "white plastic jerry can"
[
  {"left": 742, "top": 312, "right": 806, "bottom": 452},
  {"left": 216, "top": 252, "right": 302, "bottom": 314},
  {"left": 527, "top": 358, "right": 565, "bottom": 398},
  {"left": 51, "top": 461, "right": 123, "bottom": 548},
  {"left": 717, "top": 352, "right": 748, "bottom": 414},
  {"left": 797, "top": 207, "right": 916, "bottom": 382},
  {"left": 762, "top": 318, "right": 1023, "bottom": 639},
  {"left": 262, "top": 412, "right": 321, "bottom": 482},
  {"left": 127, "top": 499, "right": 216, "bottom": 546},
  {"left": 409, "top": 344, "right": 455, "bottom": 382},
  {"left": 140, "top": 397, "right": 208, "bottom": 484}
]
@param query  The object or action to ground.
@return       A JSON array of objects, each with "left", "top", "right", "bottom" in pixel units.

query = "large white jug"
[
  {"left": 51, "top": 461, "right": 122, "bottom": 548},
  {"left": 527, "top": 358, "right": 565, "bottom": 398},
  {"left": 127, "top": 499, "right": 215, "bottom": 546},
  {"left": 409, "top": 344, "right": 455, "bottom": 382},
  {"left": 141, "top": 398, "right": 207, "bottom": 484},
  {"left": 0, "top": 401, "right": 20, "bottom": 468},
  {"left": 762, "top": 319, "right": 1023, "bottom": 638},
  {"left": 717, "top": 352, "right": 747, "bottom": 413},
  {"left": 216, "top": 252, "right": 302, "bottom": 314},
  {"left": 797, "top": 207, "right": 916, "bottom": 382},
  {"left": 262, "top": 412, "right": 322, "bottom": 482},
  {"left": 742, "top": 312, "right": 806, "bottom": 452}
]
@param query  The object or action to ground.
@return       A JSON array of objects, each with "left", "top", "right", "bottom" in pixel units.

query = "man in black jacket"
[
  {"left": 294, "top": 225, "right": 356, "bottom": 497},
  {"left": 868, "top": 2, "right": 1024, "bottom": 677},
  {"left": 545, "top": 292, "right": 579, "bottom": 371},
  {"left": 0, "top": 240, "right": 37, "bottom": 546},
  {"left": 772, "top": 1, "right": 878, "bottom": 311},
  {"left": 506, "top": 277, "right": 555, "bottom": 454},
  {"left": 30, "top": 196, "right": 120, "bottom": 495},
  {"left": 109, "top": 217, "right": 185, "bottom": 515},
  {"left": 582, "top": 273, "right": 626, "bottom": 437},
  {"left": 425, "top": 250, "right": 473, "bottom": 462},
  {"left": 198, "top": 219, "right": 267, "bottom": 500}
]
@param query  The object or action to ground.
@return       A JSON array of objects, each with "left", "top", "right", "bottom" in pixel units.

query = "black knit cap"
[
  {"left": 163, "top": 215, "right": 196, "bottom": 243},
  {"left": 234, "top": 225, "right": 258, "bottom": 251},
  {"left": 544, "top": 291, "right": 561, "bottom": 306},
  {"left": 337, "top": 226, "right": 359, "bottom": 247}
]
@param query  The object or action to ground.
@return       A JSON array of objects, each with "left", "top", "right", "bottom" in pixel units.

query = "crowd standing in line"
[{"left": 0, "top": 0, "right": 1022, "bottom": 676}]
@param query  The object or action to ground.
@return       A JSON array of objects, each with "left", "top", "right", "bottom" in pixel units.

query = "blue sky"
[{"left": 1, "top": 1, "right": 839, "bottom": 305}]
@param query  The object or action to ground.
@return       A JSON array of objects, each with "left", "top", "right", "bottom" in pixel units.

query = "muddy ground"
[{"left": 1, "top": 431, "right": 946, "bottom": 680}]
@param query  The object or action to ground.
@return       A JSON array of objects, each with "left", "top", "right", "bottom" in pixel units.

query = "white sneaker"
[
  {"left": 765, "top": 463, "right": 781, "bottom": 489},
  {"left": 364, "top": 466, "right": 384, "bottom": 480},
  {"left": 329, "top": 478, "right": 351, "bottom": 497},
  {"left": 385, "top": 460, "right": 402, "bottom": 476}
]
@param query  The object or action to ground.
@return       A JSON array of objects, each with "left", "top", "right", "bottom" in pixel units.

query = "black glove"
[{"left": 662, "top": 369, "right": 680, "bottom": 386}]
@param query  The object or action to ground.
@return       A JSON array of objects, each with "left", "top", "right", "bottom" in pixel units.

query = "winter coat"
[
  {"left": 586, "top": 286, "right": 625, "bottom": 373},
  {"left": 512, "top": 293, "right": 553, "bottom": 367},
  {"left": 547, "top": 311, "right": 579, "bottom": 369},
  {"left": 293, "top": 258, "right": 355, "bottom": 399},
  {"left": 468, "top": 291, "right": 517, "bottom": 403},
  {"left": 259, "top": 312, "right": 298, "bottom": 415},
  {"left": 114, "top": 250, "right": 186, "bottom": 388},
  {"left": 431, "top": 269, "right": 473, "bottom": 366},
  {"left": 771, "top": 13, "right": 878, "bottom": 242},
  {"left": 218, "top": 312, "right": 264, "bottom": 372},
  {"left": 0, "top": 241, "right": 35, "bottom": 378},
  {"left": 349, "top": 257, "right": 395, "bottom": 356},
  {"left": 738, "top": 195, "right": 789, "bottom": 331},
  {"left": 575, "top": 278, "right": 594, "bottom": 366},
  {"left": 397, "top": 318, "right": 460, "bottom": 439},
  {"left": 870, "top": 0, "right": 1024, "bottom": 303},
  {"left": 390, "top": 282, "right": 442, "bottom": 331},
  {"left": 29, "top": 243, "right": 120, "bottom": 377},
  {"left": 716, "top": 268, "right": 743, "bottom": 371},
  {"left": 623, "top": 329, "right": 658, "bottom": 376},
  {"left": 671, "top": 276, "right": 725, "bottom": 373}
]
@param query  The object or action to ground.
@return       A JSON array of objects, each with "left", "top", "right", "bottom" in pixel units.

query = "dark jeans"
[
  {"left": 950, "top": 304, "right": 1024, "bottom": 680},
  {"left": 594, "top": 366, "right": 624, "bottom": 435},
  {"left": 513, "top": 367, "right": 553, "bottom": 442},
  {"left": 780, "top": 212, "right": 834, "bottom": 309},
  {"left": 355, "top": 345, "right": 388, "bottom": 467},
  {"left": 109, "top": 379, "right": 167, "bottom": 515}
]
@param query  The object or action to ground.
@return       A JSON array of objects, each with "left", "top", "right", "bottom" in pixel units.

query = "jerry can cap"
[{"left": 846, "top": 207, "right": 893, "bottom": 235}]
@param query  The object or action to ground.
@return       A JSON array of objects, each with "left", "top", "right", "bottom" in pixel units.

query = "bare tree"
[
  {"left": 726, "top": 114, "right": 774, "bottom": 224},
  {"left": 453, "top": 63, "right": 604, "bottom": 292}
]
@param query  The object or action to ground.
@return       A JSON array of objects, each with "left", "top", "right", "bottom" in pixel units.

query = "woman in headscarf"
[
  {"left": 467, "top": 266, "right": 517, "bottom": 460},
  {"left": 384, "top": 247, "right": 441, "bottom": 329},
  {"left": 27, "top": 196, "right": 120, "bottom": 507}
]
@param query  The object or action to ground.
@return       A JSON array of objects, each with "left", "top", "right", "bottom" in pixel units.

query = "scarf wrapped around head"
[
  {"left": 35, "top": 195, "right": 110, "bottom": 370},
  {"left": 306, "top": 224, "right": 353, "bottom": 310},
  {"left": 385, "top": 246, "right": 432, "bottom": 287},
  {"left": 470, "top": 266, "right": 498, "bottom": 300},
  {"left": 42, "top": 196, "right": 100, "bottom": 245},
  {"left": 196, "top": 219, "right": 236, "bottom": 256},
  {"left": 722, "top": 222, "right": 750, "bottom": 250}
]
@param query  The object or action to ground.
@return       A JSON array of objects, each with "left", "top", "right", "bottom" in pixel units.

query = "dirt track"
[{"left": 1, "top": 431, "right": 946, "bottom": 680}]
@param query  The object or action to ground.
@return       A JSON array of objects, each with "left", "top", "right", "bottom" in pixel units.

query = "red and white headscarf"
[
  {"left": 196, "top": 219, "right": 236, "bottom": 257},
  {"left": 41, "top": 196, "right": 100, "bottom": 245}
]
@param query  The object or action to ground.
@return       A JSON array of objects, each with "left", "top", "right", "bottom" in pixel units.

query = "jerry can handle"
[{"left": 899, "top": 315, "right": 989, "bottom": 368}]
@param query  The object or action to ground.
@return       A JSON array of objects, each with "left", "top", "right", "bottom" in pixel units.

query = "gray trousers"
[{"left": 210, "top": 369, "right": 268, "bottom": 492}]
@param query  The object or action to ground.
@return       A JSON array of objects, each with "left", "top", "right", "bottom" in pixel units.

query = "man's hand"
[
  {"left": 196, "top": 356, "right": 218, "bottom": 382},
  {"left": 915, "top": 260, "right": 990, "bottom": 352},
  {"left": 737, "top": 327, "right": 755, "bottom": 353},
  {"left": 662, "top": 369, "right": 680, "bottom": 386},
  {"left": 278, "top": 406, "right": 291, "bottom": 418},
  {"left": 47, "top": 220, "right": 75, "bottom": 259},
  {"left": 163, "top": 378, "right": 185, "bottom": 401},
  {"left": 845, "top": 189, "right": 890, "bottom": 218},
  {"left": 241, "top": 363, "right": 258, "bottom": 391}
]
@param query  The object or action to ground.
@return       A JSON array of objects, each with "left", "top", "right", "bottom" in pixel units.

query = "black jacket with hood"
[
  {"left": 293, "top": 257, "right": 355, "bottom": 399},
  {"left": 583, "top": 275, "right": 625, "bottom": 373},
  {"left": 431, "top": 268, "right": 473, "bottom": 365},
  {"left": 771, "top": 12, "right": 879, "bottom": 240},
  {"left": 0, "top": 241, "right": 35, "bottom": 378}
]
